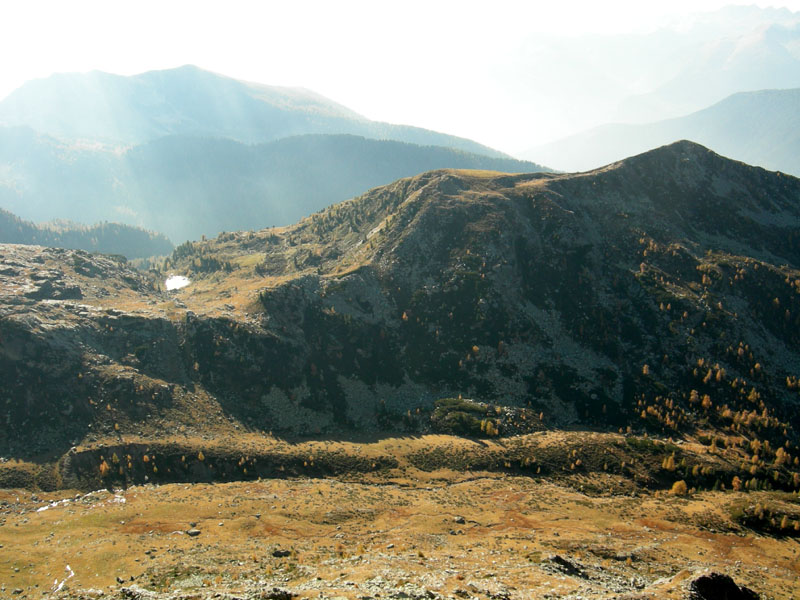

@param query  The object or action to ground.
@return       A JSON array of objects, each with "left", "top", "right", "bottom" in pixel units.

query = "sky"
[{"left": 2, "top": 1, "right": 800, "bottom": 153}]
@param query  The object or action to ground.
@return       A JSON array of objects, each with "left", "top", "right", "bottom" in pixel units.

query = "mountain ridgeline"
[{"left": 1, "top": 142, "right": 799, "bottom": 487}]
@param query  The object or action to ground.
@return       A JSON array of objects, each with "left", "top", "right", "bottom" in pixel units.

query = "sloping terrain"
[
  {"left": 0, "top": 127, "right": 547, "bottom": 242},
  {"left": 0, "top": 141, "right": 799, "bottom": 495},
  {"left": 523, "top": 88, "right": 800, "bottom": 174},
  {"left": 159, "top": 140, "right": 800, "bottom": 438}
]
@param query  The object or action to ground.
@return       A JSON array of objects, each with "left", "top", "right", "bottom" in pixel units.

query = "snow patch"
[
  {"left": 165, "top": 275, "right": 191, "bottom": 291},
  {"left": 53, "top": 565, "right": 74, "bottom": 593}
]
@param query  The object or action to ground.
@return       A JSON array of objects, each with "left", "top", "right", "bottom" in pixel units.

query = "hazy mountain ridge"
[
  {"left": 0, "top": 127, "right": 548, "bottom": 243},
  {"left": 1, "top": 142, "right": 798, "bottom": 475},
  {"left": 0, "top": 207, "right": 173, "bottom": 259},
  {"left": 524, "top": 88, "right": 800, "bottom": 174},
  {"left": 502, "top": 6, "right": 800, "bottom": 148},
  {"left": 611, "top": 22, "right": 800, "bottom": 123},
  {"left": 0, "top": 65, "right": 507, "bottom": 157}
]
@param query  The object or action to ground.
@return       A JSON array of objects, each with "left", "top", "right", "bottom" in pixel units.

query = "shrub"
[
  {"left": 670, "top": 480, "right": 688, "bottom": 496},
  {"left": 431, "top": 398, "right": 491, "bottom": 437}
]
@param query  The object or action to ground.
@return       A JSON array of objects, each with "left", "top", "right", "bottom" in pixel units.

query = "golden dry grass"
[{"left": 2, "top": 435, "right": 799, "bottom": 599}]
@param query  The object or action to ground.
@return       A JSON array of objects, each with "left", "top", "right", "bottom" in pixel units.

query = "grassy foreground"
[{"left": 1, "top": 433, "right": 799, "bottom": 599}]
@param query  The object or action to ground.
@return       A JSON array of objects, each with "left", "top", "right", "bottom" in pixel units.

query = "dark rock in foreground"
[{"left": 689, "top": 572, "right": 759, "bottom": 600}]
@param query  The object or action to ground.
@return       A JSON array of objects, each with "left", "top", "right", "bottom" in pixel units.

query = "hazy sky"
[{"left": 3, "top": 1, "right": 800, "bottom": 152}]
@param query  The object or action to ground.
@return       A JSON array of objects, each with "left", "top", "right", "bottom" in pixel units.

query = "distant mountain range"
[
  {"left": 0, "top": 65, "right": 506, "bottom": 157},
  {"left": 522, "top": 88, "right": 800, "bottom": 175},
  {"left": 614, "top": 20, "right": 800, "bottom": 124},
  {"left": 0, "top": 126, "right": 547, "bottom": 243},
  {"left": 499, "top": 6, "right": 800, "bottom": 148},
  {"left": 0, "top": 66, "right": 552, "bottom": 244},
  {"left": 0, "top": 207, "right": 173, "bottom": 258}
]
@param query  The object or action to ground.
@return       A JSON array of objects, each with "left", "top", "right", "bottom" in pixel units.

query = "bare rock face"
[
  {"left": 23, "top": 277, "right": 83, "bottom": 300},
  {"left": 689, "top": 572, "right": 759, "bottom": 600}
]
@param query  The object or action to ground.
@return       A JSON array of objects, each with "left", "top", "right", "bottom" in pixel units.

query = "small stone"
[
  {"left": 186, "top": 528, "right": 201, "bottom": 537},
  {"left": 272, "top": 549, "right": 291, "bottom": 558},
  {"left": 454, "top": 516, "right": 466, "bottom": 524},
  {"left": 262, "top": 588, "right": 294, "bottom": 600}
]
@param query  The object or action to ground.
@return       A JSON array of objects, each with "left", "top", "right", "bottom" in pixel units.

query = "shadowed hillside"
[{"left": 1, "top": 142, "right": 798, "bottom": 484}]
